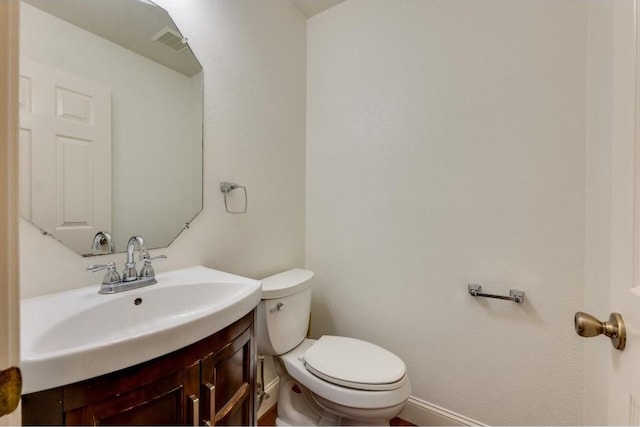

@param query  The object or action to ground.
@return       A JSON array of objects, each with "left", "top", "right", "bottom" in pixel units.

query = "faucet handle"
[
  {"left": 139, "top": 255, "right": 167, "bottom": 279},
  {"left": 86, "top": 262, "right": 116, "bottom": 273},
  {"left": 86, "top": 262, "right": 121, "bottom": 285}
]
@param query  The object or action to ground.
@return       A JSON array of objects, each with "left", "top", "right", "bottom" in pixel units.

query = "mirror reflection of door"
[{"left": 19, "top": 58, "right": 112, "bottom": 253}]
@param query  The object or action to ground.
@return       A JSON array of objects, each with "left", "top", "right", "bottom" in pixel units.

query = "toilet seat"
[
  {"left": 303, "top": 335, "right": 407, "bottom": 391},
  {"left": 279, "top": 338, "right": 411, "bottom": 410}
]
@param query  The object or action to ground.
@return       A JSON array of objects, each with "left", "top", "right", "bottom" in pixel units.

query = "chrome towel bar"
[{"left": 468, "top": 283, "right": 525, "bottom": 304}]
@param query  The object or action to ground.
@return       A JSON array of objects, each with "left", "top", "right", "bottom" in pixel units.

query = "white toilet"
[{"left": 257, "top": 269, "right": 411, "bottom": 426}]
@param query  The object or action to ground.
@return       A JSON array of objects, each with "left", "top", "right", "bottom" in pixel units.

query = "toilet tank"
[{"left": 257, "top": 269, "right": 313, "bottom": 356}]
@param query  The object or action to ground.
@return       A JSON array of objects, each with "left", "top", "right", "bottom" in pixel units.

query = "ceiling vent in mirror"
[{"left": 152, "top": 27, "right": 188, "bottom": 53}]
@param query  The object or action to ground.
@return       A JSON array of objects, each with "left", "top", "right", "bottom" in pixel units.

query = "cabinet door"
[
  {"left": 200, "top": 327, "right": 255, "bottom": 426},
  {"left": 65, "top": 363, "right": 199, "bottom": 426}
]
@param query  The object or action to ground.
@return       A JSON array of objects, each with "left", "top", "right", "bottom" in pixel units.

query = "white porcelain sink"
[{"left": 21, "top": 265, "right": 261, "bottom": 394}]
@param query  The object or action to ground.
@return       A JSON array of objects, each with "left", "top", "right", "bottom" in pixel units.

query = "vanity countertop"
[{"left": 21, "top": 265, "right": 261, "bottom": 394}]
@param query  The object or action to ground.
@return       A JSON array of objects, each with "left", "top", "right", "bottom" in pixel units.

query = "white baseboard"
[
  {"left": 399, "top": 396, "right": 487, "bottom": 426},
  {"left": 257, "top": 377, "right": 280, "bottom": 420},
  {"left": 256, "top": 378, "right": 485, "bottom": 427}
]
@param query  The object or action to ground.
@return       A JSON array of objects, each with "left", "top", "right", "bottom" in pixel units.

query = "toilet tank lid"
[{"left": 261, "top": 268, "right": 313, "bottom": 299}]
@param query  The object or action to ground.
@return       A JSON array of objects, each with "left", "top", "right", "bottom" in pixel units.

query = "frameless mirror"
[{"left": 19, "top": 0, "right": 203, "bottom": 256}]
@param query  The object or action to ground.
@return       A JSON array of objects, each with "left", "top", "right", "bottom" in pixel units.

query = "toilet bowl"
[{"left": 257, "top": 269, "right": 411, "bottom": 426}]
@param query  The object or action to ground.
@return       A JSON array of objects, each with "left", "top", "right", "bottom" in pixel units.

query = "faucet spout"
[
  {"left": 126, "top": 235, "right": 148, "bottom": 263},
  {"left": 123, "top": 236, "right": 148, "bottom": 282},
  {"left": 91, "top": 231, "right": 115, "bottom": 254}
]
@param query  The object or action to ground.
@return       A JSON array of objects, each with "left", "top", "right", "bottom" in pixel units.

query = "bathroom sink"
[{"left": 21, "top": 265, "right": 261, "bottom": 394}]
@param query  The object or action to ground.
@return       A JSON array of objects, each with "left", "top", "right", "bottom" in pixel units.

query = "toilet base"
[
  {"left": 276, "top": 376, "right": 338, "bottom": 425},
  {"left": 313, "top": 393, "right": 405, "bottom": 425},
  {"left": 276, "top": 373, "right": 400, "bottom": 426}
]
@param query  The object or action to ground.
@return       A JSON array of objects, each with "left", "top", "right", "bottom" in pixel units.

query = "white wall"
[
  {"left": 20, "top": 3, "right": 202, "bottom": 252},
  {"left": 20, "top": 0, "right": 306, "bottom": 297},
  {"left": 306, "top": 1, "right": 586, "bottom": 425}
]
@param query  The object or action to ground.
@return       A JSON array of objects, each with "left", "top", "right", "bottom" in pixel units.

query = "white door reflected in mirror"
[{"left": 19, "top": 58, "right": 112, "bottom": 255}]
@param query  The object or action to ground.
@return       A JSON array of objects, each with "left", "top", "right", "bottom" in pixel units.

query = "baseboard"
[
  {"left": 257, "top": 377, "right": 280, "bottom": 420},
  {"left": 256, "top": 378, "right": 484, "bottom": 427},
  {"left": 399, "top": 396, "right": 487, "bottom": 426}
]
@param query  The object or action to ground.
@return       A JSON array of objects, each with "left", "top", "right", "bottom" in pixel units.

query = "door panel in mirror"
[{"left": 20, "top": 58, "right": 113, "bottom": 252}]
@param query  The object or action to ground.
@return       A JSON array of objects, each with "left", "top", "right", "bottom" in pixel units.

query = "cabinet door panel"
[
  {"left": 201, "top": 327, "right": 254, "bottom": 426},
  {"left": 66, "top": 367, "right": 198, "bottom": 426},
  {"left": 91, "top": 387, "right": 182, "bottom": 425},
  {"left": 215, "top": 383, "right": 250, "bottom": 426},
  {"left": 215, "top": 345, "right": 246, "bottom": 408},
  {"left": 225, "top": 405, "right": 245, "bottom": 426},
  {"left": 21, "top": 388, "right": 63, "bottom": 425}
]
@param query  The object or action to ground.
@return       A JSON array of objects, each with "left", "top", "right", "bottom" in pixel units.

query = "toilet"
[{"left": 257, "top": 269, "right": 411, "bottom": 426}]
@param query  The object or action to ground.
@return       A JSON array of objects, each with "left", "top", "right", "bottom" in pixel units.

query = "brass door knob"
[
  {"left": 574, "top": 311, "right": 626, "bottom": 351},
  {"left": 0, "top": 367, "right": 21, "bottom": 417}
]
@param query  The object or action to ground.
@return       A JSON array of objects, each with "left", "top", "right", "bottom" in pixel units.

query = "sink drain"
[{"left": 134, "top": 298, "right": 143, "bottom": 306}]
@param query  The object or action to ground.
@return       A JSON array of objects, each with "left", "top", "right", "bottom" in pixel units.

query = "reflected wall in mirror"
[{"left": 19, "top": 0, "right": 203, "bottom": 256}]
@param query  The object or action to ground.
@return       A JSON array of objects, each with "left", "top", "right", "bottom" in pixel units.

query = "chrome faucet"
[
  {"left": 123, "top": 235, "right": 149, "bottom": 282},
  {"left": 87, "top": 235, "right": 166, "bottom": 294},
  {"left": 90, "top": 231, "right": 115, "bottom": 254}
]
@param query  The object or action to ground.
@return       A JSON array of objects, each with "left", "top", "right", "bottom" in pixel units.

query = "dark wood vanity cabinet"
[{"left": 22, "top": 310, "right": 256, "bottom": 426}]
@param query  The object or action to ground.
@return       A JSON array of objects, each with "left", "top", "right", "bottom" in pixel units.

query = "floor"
[{"left": 257, "top": 404, "right": 415, "bottom": 426}]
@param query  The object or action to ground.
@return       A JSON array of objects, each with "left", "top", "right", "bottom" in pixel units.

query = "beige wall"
[
  {"left": 20, "top": 0, "right": 307, "bottom": 298},
  {"left": 306, "top": 1, "right": 586, "bottom": 424}
]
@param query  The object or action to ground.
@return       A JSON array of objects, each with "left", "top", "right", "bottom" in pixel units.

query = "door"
[
  {"left": 0, "top": 1, "right": 21, "bottom": 425},
  {"left": 581, "top": 0, "right": 640, "bottom": 424},
  {"left": 19, "top": 57, "right": 112, "bottom": 254},
  {"left": 606, "top": 0, "right": 640, "bottom": 424}
]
